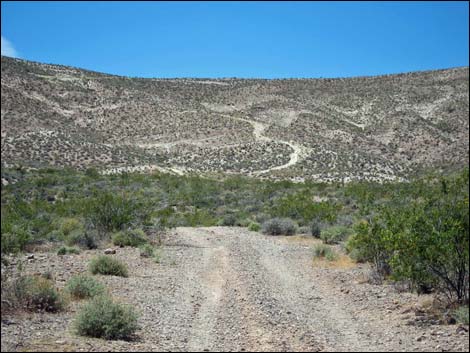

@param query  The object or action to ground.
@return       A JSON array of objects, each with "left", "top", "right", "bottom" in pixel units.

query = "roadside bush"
[
  {"left": 320, "top": 226, "right": 352, "bottom": 244},
  {"left": 313, "top": 244, "right": 338, "bottom": 261},
  {"left": 57, "top": 246, "right": 80, "bottom": 255},
  {"left": 262, "top": 218, "right": 297, "bottom": 236},
  {"left": 112, "top": 228, "right": 148, "bottom": 247},
  {"left": 347, "top": 170, "right": 469, "bottom": 303},
  {"left": 248, "top": 222, "right": 261, "bottom": 232},
  {"left": 65, "top": 275, "right": 106, "bottom": 299},
  {"left": 74, "top": 295, "right": 138, "bottom": 340},
  {"left": 89, "top": 256, "right": 128, "bottom": 277}
]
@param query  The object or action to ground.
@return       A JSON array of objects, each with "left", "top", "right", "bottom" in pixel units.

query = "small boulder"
[{"left": 104, "top": 248, "right": 116, "bottom": 255}]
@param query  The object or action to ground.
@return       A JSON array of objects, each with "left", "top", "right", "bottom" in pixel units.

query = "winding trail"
[
  {"left": 99, "top": 113, "right": 307, "bottom": 176},
  {"left": 220, "top": 114, "right": 308, "bottom": 176}
]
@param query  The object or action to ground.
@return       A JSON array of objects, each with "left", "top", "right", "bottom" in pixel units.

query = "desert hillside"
[{"left": 1, "top": 56, "right": 468, "bottom": 182}]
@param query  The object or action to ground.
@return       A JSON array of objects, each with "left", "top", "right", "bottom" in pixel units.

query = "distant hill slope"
[{"left": 1, "top": 56, "right": 468, "bottom": 182}]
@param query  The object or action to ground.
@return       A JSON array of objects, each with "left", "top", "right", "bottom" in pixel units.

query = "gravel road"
[{"left": 1, "top": 227, "right": 469, "bottom": 352}]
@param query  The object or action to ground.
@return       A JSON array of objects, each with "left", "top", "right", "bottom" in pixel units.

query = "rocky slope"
[{"left": 1, "top": 56, "right": 468, "bottom": 182}]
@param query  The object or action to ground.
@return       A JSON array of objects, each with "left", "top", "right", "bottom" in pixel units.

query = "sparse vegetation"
[
  {"left": 74, "top": 295, "right": 138, "bottom": 340},
  {"left": 65, "top": 274, "right": 106, "bottom": 299},
  {"left": 89, "top": 256, "right": 128, "bottom": 277}
]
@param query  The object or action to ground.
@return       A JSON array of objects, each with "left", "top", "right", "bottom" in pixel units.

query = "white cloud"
[{"left": 1, "top": 36, "right": 19, "bottom": 58}]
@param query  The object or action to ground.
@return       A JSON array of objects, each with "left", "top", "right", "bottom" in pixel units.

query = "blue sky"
[{"left": 1, "top": 1, "right": 468, "bottom": 78}]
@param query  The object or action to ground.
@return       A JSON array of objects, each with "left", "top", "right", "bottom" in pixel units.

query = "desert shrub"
[
  {"left": 320, "top": 226, "right": 352, "bottom": 244},
  {"left": 65, "top": 275, "right": 106, "bottom": 299},
  {"left": 85, "top": 167, "right": 100, "bottom": 178},
  {"left": 112, "top": 228, "right": 148, "bottom": 247},
  {"left": 453, "top": 306, "right": 469, "bottom": 325},
  {"left": 74, "top": 295, "right": 138, "bottom": 340},
  {"left": 271, "top": 192, "right": 340, "bottom": 225},
  {"left": 66, "top": 230, "right": 98, "bottom": 249},
  {"left": 347, "top": 170, "right": 469, "bottom": 303},
  {"left": 57, "top": 246, "right": 80, "bottom": 255},
  {"left": 346, "top": 220, "right": 393, "bottom": 277},
  {"left": 57, "top": 217, "right": 84, "bottom": 236},
  {"left": 313, "top": 244, "right": 338, "bottom": 261},
  {"left": 248, "top": 222, "right": 261, "bottom": 232},
  {"left": 219, "top": 214, "right": 238, "bottom": 226},
  {"left": 88, "top": 193, "right": 135, "bottom": 231},
  {"left": 89, "top": 256, "right": 128, "bottom": 277},
  {"left": 310, "top": 218, "right": 327, "bottom": 238},
  {"left": 262, "top": 218, "right": 297, "bottom": 236},
  {"left": 139, "top": 243, "right": 155, "bottom": 258},
  {"left": 18, "top": 276, "right": 66, "bottom": 312},
  {"left": 1, "top": 226, "right": 30, "bottom": 254}
]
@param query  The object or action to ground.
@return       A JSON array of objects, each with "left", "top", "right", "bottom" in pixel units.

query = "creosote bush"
[
  {"left": 89, "top": 256, "right": 128, "bottom": 277},
  {"left": 65, "top": 274, "right": 106, "bottom": 299},
  {"left": 74, "top": 295, "right": 138, "bottom": 340},
  {"left": 262, "top": 218, "right": 297, "bottom": 236}
]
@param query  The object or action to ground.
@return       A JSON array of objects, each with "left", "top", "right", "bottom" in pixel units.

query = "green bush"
[
  {"left": 112, "top": 228, "right": 148, "bottom": 247},
  {"left": 74, "top": 295, "right": 138, "bottom": 340},
  {"left": 57, "top": 217, "right": 83, "bottom": 236},
  {"left": 65, "top": 275, "right": 106, "bottom": 299},
  {"left": 57, "top": 246, "right": 80, "bottom": 255},
  {"left": 248, "top": 222, "right": 261, "bottom": 232},
  {"left": 88, "top": 193, "right": 136, "bottom": 232},
  {"left": 453, "top": 306, "right": 469, "bottom": 325},
  {"left": 66, "top": 230, "right": 98, "bottom": 249},
  {"left": 89, "top": 256, "right": 128, "bottom": 277},
  {"left": 219, "top": 214, "right": 238, "bottom": 226},
  {"left": 11, "top": 276, "right": 66, "bottom": 312},
  {"left": 320, "top": 226, "right": 352, "bottom": 244},
  {"left": 347, "top": 170, "right": 469, "bottom": 303},
  {"left": 313, "top": 244, "right": 338, "bottom": 261},
  {"left": 310, "top": 219, "right": 326, "bottom": 238},
  {"left": 1, "top": 227, "right": 30, "bottom": 254},
  {"left": 262, "top": 218, "right": 297, "bottom": 236},
  {"left": 139, "top": 243, "right": 155, "bottom": 258}
]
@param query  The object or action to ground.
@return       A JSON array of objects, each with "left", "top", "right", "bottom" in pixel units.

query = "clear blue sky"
[{"left": 1, "top": 1, "right": 469, "bottom": 78}]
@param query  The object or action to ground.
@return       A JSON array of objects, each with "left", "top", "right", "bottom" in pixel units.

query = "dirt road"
[{"left": 2, "top": 227, "right": 468, "bottom": 352}]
